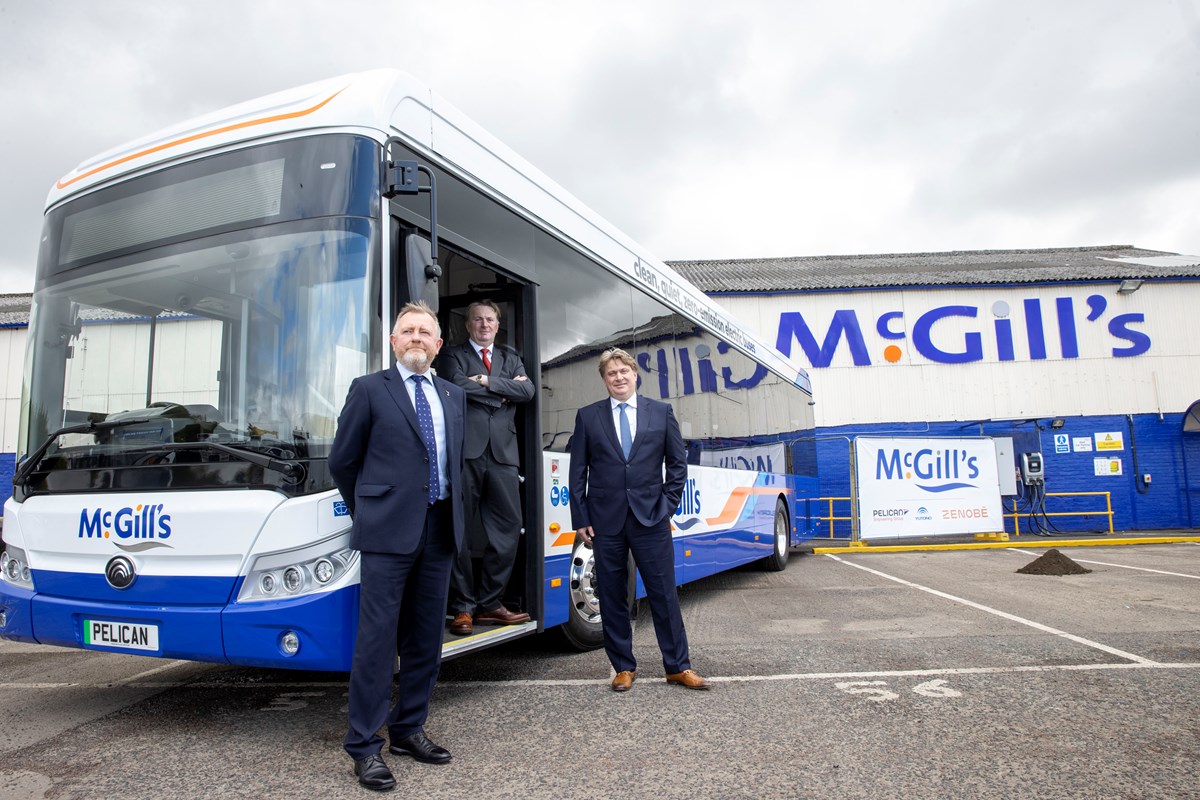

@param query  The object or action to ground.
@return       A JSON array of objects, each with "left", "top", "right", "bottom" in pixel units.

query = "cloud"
[{"left": 1, "top": 0, "right": 1198, "bottom": 293}]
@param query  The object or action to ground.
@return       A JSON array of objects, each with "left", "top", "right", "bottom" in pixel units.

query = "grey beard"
[{"left": 400, "top": 349, "right": 430, "bottom": 372}]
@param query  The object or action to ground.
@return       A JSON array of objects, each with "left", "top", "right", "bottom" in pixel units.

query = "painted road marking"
[
  {"left": 1, "top": 661, "right": 1198, "bottom": 692},
  {"left": 823, "top": 552, "right": 1158, "bottom": 664},
  {"left": 1004, "top": 548, "right": 1200, "bottom": 578},
  {"left": 111, "top": 659, "right": 191, "bottom": 686}
]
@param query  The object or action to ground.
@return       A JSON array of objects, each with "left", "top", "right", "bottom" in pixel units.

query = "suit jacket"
[
  {"left": 329, "top": 367, "right": 467, "bottom": 555},
  {"left": 437, "top": 342, "right": 535, "bottom": 465},
  {"left": 568, "top": 394, "right": 687, "bottom": 535}
]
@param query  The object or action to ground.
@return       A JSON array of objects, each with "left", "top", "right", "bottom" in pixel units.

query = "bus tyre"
[
  {"left": 762, "top": 499, "right": 790, "bottom": 572},
  {"left": 560, "top": 536, "right": 605, "bottom": 651}
]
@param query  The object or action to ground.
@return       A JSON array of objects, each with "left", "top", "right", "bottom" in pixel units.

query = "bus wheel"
[
  {"left": 560, "top": 536, "right": 605, "bottom": 651},
  {"left": 762, "top": 499, "right": 790, "bottom": 572}
]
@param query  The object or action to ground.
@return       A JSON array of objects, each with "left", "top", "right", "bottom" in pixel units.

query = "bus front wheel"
[{"left": 560, "top": 536, "right": 605, "bottom": 651}]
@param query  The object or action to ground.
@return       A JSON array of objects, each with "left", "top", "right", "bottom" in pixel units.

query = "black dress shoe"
[
  {"left": 389, "top": 731, "right": 452, "bottom": 764},
  {"left": 353, "top": 753, "right": 396, "bottom": 791}
]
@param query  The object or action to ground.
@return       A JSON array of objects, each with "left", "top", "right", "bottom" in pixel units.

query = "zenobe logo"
[{"left": 78, "top": 504, "right": 174, "bottom": 552}]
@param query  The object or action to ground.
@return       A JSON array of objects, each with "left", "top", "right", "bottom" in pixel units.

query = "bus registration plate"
[{"left": 83, "top": 619, "right": 159, "bottom": 652}]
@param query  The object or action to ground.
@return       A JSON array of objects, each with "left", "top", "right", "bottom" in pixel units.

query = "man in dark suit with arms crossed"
[
  {"left": 329, "top": 301, "right": 467, "bottom": 791},
  {"left": 439, "top": 300, "right": 535, "bottom": 634},
  {"left": 568, "top": 347, "right": 711, "bottom": 693}
]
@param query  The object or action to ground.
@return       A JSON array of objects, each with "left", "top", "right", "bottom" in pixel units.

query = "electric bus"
[{"left": 0, "top": 69, "right": 819, "bottom": 670}]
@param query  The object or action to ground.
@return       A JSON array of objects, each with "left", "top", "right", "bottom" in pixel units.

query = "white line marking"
[
  {"left": 1, "top": 662, "right": 1197, "bottom": 691},
  {"left": 1004, "top": 548, "right": 1200, "bottom": 578},
  {"left": 823, "top": 552, "right": 1159, "bottom": 664},
  {"left": 110, "top": 659, "right": 191, "bottom": 686}
]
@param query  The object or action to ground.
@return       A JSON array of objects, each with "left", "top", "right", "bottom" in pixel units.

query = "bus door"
[{"left": 394, "top": 226, "right": 542, "bottom": 655}]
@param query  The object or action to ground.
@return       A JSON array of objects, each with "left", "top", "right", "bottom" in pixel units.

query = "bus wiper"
[
  {"left": 13, "top": 417, "right": 151, "bottom": 486},
  {"left": 154, "top": 441, "right": 307, "bottom": 482}
]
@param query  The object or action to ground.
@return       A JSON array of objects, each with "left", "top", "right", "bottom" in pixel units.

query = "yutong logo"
[
  {"left": 876, "top": 448, "right": 979, "bottom": 493},
  {"left": 79, "top": 504, "right": 173, "bottom": 552},
  {"left": 105, "top": 556, "right": 137, "bottom": 589}
]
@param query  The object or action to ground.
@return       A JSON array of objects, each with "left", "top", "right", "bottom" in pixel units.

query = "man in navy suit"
[
  {"left": 568, "top": 347, "right": 711, "bottom": 693},
  {"left": 329, "top": 301, "right": 467, "bottom": 792},
  {"left": 438, "top": 300, "right": 535, "bottom": 635}
]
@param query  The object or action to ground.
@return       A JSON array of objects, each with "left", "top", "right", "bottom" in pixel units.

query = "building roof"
[
  {"left": 0, "top": 293, "right": 31, "bottom": 327},
  {"left": 668, "top": 245, "right": 1200, "bottom": 293}
]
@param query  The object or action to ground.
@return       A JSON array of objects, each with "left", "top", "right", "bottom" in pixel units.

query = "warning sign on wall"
[{"left": 1094, "top": 432, "right": 1125, "bottom": 451}]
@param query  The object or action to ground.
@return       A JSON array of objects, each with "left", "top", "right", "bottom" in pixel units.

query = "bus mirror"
[{"left": 404, "top": 234, "right": 440, "bottom": 311}]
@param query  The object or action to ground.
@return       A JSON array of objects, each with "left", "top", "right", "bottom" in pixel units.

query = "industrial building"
[{"left": 672, "top": 244, "right": 1200, "bottom": 533}]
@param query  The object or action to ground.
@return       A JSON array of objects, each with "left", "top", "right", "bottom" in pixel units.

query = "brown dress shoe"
[
  {"left": 449, "top": 612, "right": 473, "bottom": 635},
  {"left": 473, "top": 605, "right": 531, "bottom": 625},
  {"left": 611, "top": 671, "right": 636, "bottom": 692},
  {"left": 665, "top": 669, "right": 711, "bottom": 690}
]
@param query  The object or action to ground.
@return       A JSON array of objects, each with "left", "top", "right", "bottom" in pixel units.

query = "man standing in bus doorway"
[
  {"left": 329, "top": 301, "right": 467, "bottom": 792},
  {"left": 438, "top": 299, "right": 536, "bottom": 635},
  {"left": 568, "top": 348, "right": 711, "bottom": 693}
]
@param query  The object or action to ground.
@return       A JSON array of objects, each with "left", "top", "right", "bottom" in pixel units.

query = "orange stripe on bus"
[
  {"left": 552, "top": 531, "right": 575, "bottom": 548},
  {"left": 704, "top": 487, "right": 780, "bottom": 526},
  {"left": 55, "top": 87, "right": 348, "bottom": 190}
]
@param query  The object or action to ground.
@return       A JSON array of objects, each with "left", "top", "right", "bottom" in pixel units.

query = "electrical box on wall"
[
  {"left": 1020, "top": 452, "right": 1045, "bottom": 484},
  {"left": 993, "top": 437, "right": 1018, "bottom": 496}
]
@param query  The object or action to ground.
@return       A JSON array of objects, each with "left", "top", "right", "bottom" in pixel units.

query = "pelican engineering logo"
[{"left": 105, "top": 556, "right": 137, "bottom": 590}]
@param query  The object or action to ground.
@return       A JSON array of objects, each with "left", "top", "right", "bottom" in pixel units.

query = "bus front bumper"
[{"left": 0, "top": 582, "right": 358, "bottom": 672}]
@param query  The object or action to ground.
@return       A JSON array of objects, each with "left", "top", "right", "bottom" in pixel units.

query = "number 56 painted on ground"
[{"left": 834, "top": 679, "right": 962, "bottom": 702}]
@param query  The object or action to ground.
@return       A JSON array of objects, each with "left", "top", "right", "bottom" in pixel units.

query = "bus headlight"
[
  {"left": 238, "top": 544, "right": 357, "bottom": 602},
  {"left": 282, "top": 567, "right": 303, "bottom": 593},
  {"left": 0, "top": 545, "right": 34, "bottom": 590}
]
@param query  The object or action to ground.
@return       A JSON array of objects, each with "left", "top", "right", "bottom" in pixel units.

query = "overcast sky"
[{"left": 2, "top": 1, "right": 1198, "bottom": 293}]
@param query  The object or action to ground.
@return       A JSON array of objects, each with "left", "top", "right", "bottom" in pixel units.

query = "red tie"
[{"left": 481, "top": 348, "right": 491, "bottom": 373}]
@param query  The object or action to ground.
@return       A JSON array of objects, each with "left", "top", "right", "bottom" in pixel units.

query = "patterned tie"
[
  {"left": 411, "top": 374, "right": 440, "bottom": 504},
  {"left": 481, "top": 347, "right": 491, "bottom": 373},
  {"left": 618, "top": 402, "right": 633, "bottom": 459}
]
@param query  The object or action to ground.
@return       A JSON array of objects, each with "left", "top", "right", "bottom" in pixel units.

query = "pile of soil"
[{"left": 1016, "top": 548, "right": 1092, "bottom": 576}]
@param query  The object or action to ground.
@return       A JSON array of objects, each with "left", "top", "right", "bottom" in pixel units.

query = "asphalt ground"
[{"left": 1, "top": 540, "right": 1197, "bottom": 800}]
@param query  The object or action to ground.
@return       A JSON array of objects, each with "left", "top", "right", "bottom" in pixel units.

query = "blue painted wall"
[
  {"left": 808, "top": 412, "right": 1196, "bottom": 535},
  {"left": 0, "top": 453, "right": 12, "bottom": 513}
]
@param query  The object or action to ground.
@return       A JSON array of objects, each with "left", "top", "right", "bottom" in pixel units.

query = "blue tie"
[
  {"left": 618, "top": 402, "right": 632, "bottom": 459},
  {"left": 411, "top": 374, "right": 440, "bottom": 504}
]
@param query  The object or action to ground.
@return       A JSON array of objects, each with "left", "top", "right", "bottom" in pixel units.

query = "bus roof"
[{"left": 47, "top": 69, "right": 812, "bottom": 393}]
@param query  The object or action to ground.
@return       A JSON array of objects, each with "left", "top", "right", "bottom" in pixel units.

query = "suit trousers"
[
  {"left": 592, "top": 508, "right": 691, "bottom": 675},
  {"left": 344, "top": 500, "right": 455, "bottom": 760},
  {"left": 449, "top": 450, "right": 522, "bottom": 614}
]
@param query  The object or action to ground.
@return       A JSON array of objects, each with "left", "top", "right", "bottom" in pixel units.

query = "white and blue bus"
[{"left": 0, "top": 70, "right": 818, "bottom": 670}]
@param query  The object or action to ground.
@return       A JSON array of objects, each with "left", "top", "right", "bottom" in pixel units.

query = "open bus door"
[{"left": 393, "top": 222, "right": 542, "bottom": 657}]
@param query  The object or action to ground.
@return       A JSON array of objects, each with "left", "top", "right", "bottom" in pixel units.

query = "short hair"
[
  {"left": 465, "top": 299, "right": 501, "bottom": 322},
  {"left": 597, "top": 347, "right": 636, "bottom": 375},
  {"left": 394, "top": 301, "right": 441, "bottom": 338}
]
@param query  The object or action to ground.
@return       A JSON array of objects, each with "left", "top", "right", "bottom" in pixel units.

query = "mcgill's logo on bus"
[{"left": 78, "top": 504, "right": 173, "bottom": 540}]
